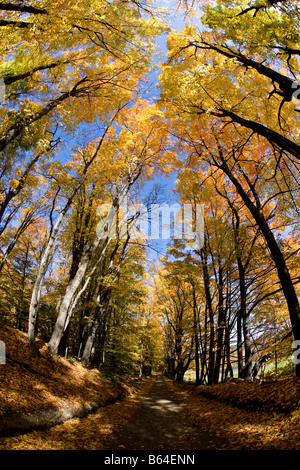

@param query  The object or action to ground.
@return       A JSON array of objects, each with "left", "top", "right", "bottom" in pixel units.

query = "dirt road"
[{"left": 106, "top": 375, "right": 222, "bottom": 450}]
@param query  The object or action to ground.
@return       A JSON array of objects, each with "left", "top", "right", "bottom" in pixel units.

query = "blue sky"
[{"left": 53, "top": 1, "right": 201, "bottom": 265}]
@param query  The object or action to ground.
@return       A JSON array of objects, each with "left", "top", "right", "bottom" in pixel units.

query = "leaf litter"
[{"left": 164, "top": 376, "right": 300, "bottom": 450}]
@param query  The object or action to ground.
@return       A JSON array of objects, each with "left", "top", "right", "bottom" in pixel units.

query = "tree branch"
[{"left": 0, "top": 2, "right": 47, "bottom": 15}]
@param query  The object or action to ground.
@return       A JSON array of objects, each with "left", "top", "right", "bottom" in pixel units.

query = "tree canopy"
[{"left": 0, "top": 0, "right": 299, "bottom": 382}]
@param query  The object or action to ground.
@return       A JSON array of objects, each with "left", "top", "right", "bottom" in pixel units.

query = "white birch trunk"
[
  {"left": 46, "top": 162, "right": 141, "bottom": 356},
  {"left": 28, "top": 210, "right": 66, "bottom": 347},
  {"left": 27, "top": 111, "right": 121, "bottom": 348},
  {"left": 47, "top": 197, "right": 122, "bottom": 355}
]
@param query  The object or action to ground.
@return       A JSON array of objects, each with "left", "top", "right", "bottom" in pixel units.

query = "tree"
[
  {"left": 45, "top": 99, "right": 171, "bottom": 356},
  {"left": 0, "top": 218, "right": 48, "bottom": 331},
  {"left": 0, "top": 0, "right": 167, "bottom": 352},
  {"left": 158, "top": 1, "right": 300, "bottom": 375},
  {"left": 28, "top": 107, "right": 124, "bottom": 349},
  {"left": 153, "top": 259, "right": 196, "bottom": 382},
  {"left": 0, "top": 0, "right": 165, "bottom": 153}
]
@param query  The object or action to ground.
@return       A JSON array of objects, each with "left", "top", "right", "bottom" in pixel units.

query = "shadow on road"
[{"left": 106, "top": 375, "right": 223, "bottom": 450}]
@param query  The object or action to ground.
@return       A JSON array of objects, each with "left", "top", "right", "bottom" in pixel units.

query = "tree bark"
[
  {"left": 0, "top": 3, "right": 47, "bottom": 15},
  {"left": 236, "top": 309, "right": 244, "bottom": 377},
  {"left": 47, "top": 238, "right": 109, "bottom": 356},
  {"left": 28, "top": 111, "right": 121, "bottom": 349},
  {"left": 237, "top": 256, "right": 252, "bottom": 381},
  {"left": 28, "top": 207, "right": 66, "bottom": 348},
  {"left": 191, "top": 280, "right": 200, "bottom": 384},
  {"left": 47, "top": 186, "right": 132, "bottom": 356},
  {"left": 214, "top": 257, "right": 225, "bottom": 384},
  {"left": 3, "top": 60, "right": 72, "bottom": 86},
  {"left": 224, "top": 325, "right": 233, "bottom": 381},
  {"left": 81, "top": 316, "right": 100, "bottom": 368},
  {"left": 220, "top": 159, "right": 300, "bottom": 376},
  {"left": 201, "top": 238, "right": 215, "bottom": 384},
  {"left": 213, "top": 109, "right": 300, "bottom": 161},
  {"left": 200, "top": 304, "right": 208, "bottom": 384}
]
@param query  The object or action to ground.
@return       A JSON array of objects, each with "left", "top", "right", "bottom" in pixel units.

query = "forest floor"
[
  {"left": 165, "top": 376, "right": 300, "bottom": 450},
  {"left": 1, "top": 323, "right": 300, "bottom": 450},
  {"left": 0, "top": 323, "right": 155, "bottom": 449}
]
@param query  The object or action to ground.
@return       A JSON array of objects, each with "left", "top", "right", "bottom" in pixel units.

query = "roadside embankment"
[
  {"left": 164, "top": 376, "right": 300, "bottom": 450},
  {"left": 0, "top": 323, "right": 131, "bottom": 437}
]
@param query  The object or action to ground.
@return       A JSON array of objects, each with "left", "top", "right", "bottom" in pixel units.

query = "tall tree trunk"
[
  {"left": 16, "top": 240, "right": 30, "bottom": 331},
  {"left": 58, "top": 322, "right": 70, "bottom": 357},
  {"left": 57, "top": 191, "right": 95, "bottom": 357},
  {"left": 192, "top": 281, "right": 200, "bottom": 384},
  {"left": 236, "top": 309, "right": 244, "bottom": 377},
  {"left": 175, "top": 324, "right": 183, "bottom": 383},
  {"left": 201, "top": 239, "right": 215, "bottom": 384},
  {"left": 47, "top": 239, "right": 109, "bottom": 356},
  {"left": 237, "top": 256, "right": 252, "bottom": 381},
  {"left": 28, "top": 111, "right": 122, "bottom": 350},
  {"left": 200, "top": 303, "right": 208, "bottom": 384},
  {"left": 214, "top": 258, "right": 225, "bottom": 384},
  {"left": 167, "top": 354, "right": 176, "bottom": 379},
  {"left": 81, "top": 288, "right": 111, "bottom": 368},
  {"left": 224, "top": 325, "right": 233, "bottom": 380},
  {"left": 28, "top": 198, "right": 72, "bottom": 349},
  {"left": 176, "top": 361, "right": 185, "bottom": 383},
  {"left": 81, "top": 315, "right": 100, "bottom": 368},
  {"left": 47, "top": 173, "right": 139, "bottom": 357},
  {"left": 220, "top": 158, "right": 300, "bottom": 376}
]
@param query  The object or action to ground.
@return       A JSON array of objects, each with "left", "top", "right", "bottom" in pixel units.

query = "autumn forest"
[{"left": 0, "top": 0, "right": 300, "bottom": 452}]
